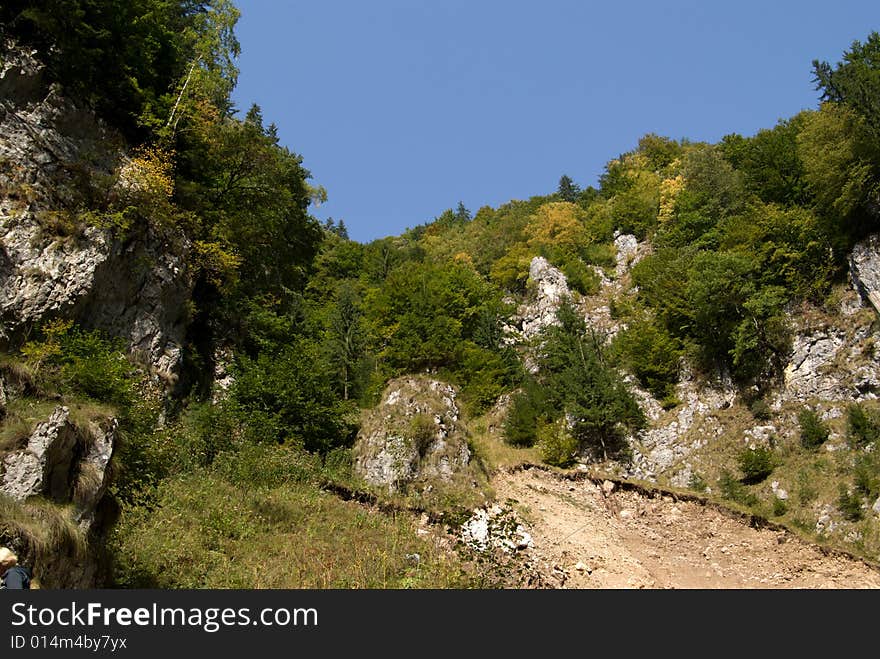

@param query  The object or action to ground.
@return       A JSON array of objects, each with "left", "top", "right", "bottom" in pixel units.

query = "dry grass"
[{"left": 0, "top": 495, "right": 90, "bottom": 588}]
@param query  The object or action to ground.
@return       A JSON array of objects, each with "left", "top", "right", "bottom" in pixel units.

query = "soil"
[{"left": 490, "top": 467, "right": 880, "bottom": 589}]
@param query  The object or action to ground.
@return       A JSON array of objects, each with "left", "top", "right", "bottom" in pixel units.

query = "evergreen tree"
[{"left": 557, "top": 175, "right": 581, "bottom": 202}]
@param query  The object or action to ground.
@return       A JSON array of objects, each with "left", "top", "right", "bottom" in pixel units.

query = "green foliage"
[
  {"left": 720, "top": 114, "right": 811, "bottom": 206},
  {"left": 772, "top": 497, "right": 788, "bottom": 517},
  {"left": 799, "top": 409, "right": 830, "bottom": 449},
  {"left": 612, "top": 318, "right": 682, "bottom": 402},
  {"left": 836, "top": 485, "right": 864, "bottom": 522},
  {"left": 737, "top": 446, "right": 775, "bottom": 484},
  {"left": 537, "top": 419, "right": 579, "bottom": 468},
  {"left": 0, "top": 1, "right": 231, "bottom": 141},
  {"left": 853, "top": 452, "right": 880, "bottom": 500},
  {"left": 538, "top": 300, "right": 644, "bottom": 461},
  {"left": 814, "top": 31, "right": 880, "bottom": 144},
  {"left": 230, "top": 341, "right": 355, "bottom": 454},
  {"left": 717, "top": 469, "right": 758, "bottom": 507},
  {"left": 503, "top": 380, "right": 549, "bottom": 448},
  {"left": 556, "top": 175, "right": 581, "bottom": 203},
  {"left": 846, "top": 403, "right": 880, "bottom": 448},
  {"left": 688, "top": 472, "right": 708, "bottom": 492}
]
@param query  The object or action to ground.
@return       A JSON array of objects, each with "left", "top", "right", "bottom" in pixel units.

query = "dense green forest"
[{"left": 2, "top": 2, "right": 880, "bottom": 586}]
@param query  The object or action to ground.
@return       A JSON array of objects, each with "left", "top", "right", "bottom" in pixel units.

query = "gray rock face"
[
  {"left": 0, "top": 45, "right": 191, "bottom": 382},
  {"left": 613, "top": 232, "right": 649, "bottom": 278},
  {"left": 1, "top": 406, "right": 116, "bottom": 527},
  {"left": 0, "top": 376, "right": 6, "bottom": 419},
  {"left": 850, "top": 233, "right": 880, "bottom": 313},
  {"left": 518, "top": 256, "right": 571, "bottom": 340},
  {"left": 353, "top": 377, "right": 472, "bottom": 491},
  {"left": 2, "top": 406, "right": 78, "bottom": 501}
]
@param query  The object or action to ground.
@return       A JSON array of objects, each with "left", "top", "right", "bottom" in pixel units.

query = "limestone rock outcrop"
[
  {"left": 0, "top": 45, "right": 191, "bottom": 382},
  {"left": 353, "top": 377, "right": 473, "bottom": 491}
]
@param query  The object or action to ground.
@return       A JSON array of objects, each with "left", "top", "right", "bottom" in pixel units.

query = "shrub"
[
  {"left": 749, "top": 398, "right": 772, "bottom": 421},
  {"left": 737, "top": 446, "right": 775, "bottom": 484},
  {"left": 688, "top": 472, "right": 708, "bottom": 492},
  {"left": 799, "top": 409, "right": 830, "bottom": 449},
  {"left": 846, "top": 403, "right": 880, "bottom": 448},
  {"left": 537, "top": 420, "right": 579, "bottom": 468},
  {"left": 718, "top": 469, "right": 759, "bottom": 507},
  {"left": 836, "top": 485, "right": 863, "bottom": 522},
  {"left": 503, "top": 383, "right": 548, "bottom": 448},
  {"left": 853, "top": 453, "right": 880, "bottom": 499},
  {"left": 612, "top": 318, "right": 681, "bottom": 401},
  {"left": 772, "top": 497, "right": 789, "bottom": 517}
]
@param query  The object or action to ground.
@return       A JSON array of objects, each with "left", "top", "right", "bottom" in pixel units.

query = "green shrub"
[
  {"left": 799, "top": 408, "right": 830, "bottom": 449},
  {"left": 688, "top": 472, "right": 708, "bottom": 492},
  {"left": 846, "top": 403, "right": 880, "bottom": 448},
  {"left": 537, "top": 420, "right": 579, "bottom": 468},
  {"left": 737, "top": 446, "right": 775, "bottom": 484},
  {"left": 853, "top": 452, "right": 880, "bottom": 499},
  {"left": 503, "top": 383, "right": 548, "bottom": 448},
  {"left": 749, "top": 398, "right": 772, "bottom": 421},
  {"left": 836, "top": 485, "right": 863, "bottom": 522},
  {"left": 718, "top": 469, "right": 759, "bottom": 507},
  {"left": 612, "top": 318, "right": 681, "bottom": 401},
  {"left": 772, "top": 497, "right": 789, "bottom": 517}
]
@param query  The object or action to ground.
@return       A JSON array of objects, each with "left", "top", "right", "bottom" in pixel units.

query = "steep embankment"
[{"left": 488, "top": 467, "right": 880, "bottom": 588}]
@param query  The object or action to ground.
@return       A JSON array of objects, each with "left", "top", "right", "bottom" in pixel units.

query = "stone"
[
  {"left": 0, "top": 376, "right": 6, "bottom": 420},
  {"left": 516, "top": 256, "right": 571, "bottom": 340},
  {"left": 1, "top": 406, "right": 77, "bottom": 501},
  {"left": 872, "top": 496, "right": 880, "bottom": 517},
  {"left": 353, "top": 376, "right": 474, "bottom": 491},
  {"left": 613, "top": 232, "right": 649, "bottom": 278},
  {"left": 602, "top": 480, "right": 615, "bottom": 496},
  {"left": 850, "top": 233, "right": 880, "bottom": 313}
]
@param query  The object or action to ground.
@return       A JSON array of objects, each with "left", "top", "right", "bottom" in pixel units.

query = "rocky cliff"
[{"left": 0, "top": 45, "right": 191, "bottom": 383}]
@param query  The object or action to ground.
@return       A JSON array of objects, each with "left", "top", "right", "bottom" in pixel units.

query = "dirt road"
[{"left": 492, "top": 467, "right": 880, "bottom": 589}]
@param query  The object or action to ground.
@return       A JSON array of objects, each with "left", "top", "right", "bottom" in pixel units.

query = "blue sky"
[{"left": 231, "top": 1, "right": 878, "bottom": 243}]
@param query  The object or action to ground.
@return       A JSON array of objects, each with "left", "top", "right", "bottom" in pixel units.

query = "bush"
[
  {"left": 503, "top": 383, "right": 548, "bottom": 448},
  {"left": 772, "top": 497, "right": 789, "bottom": 517},
  {"left": 612, "top": 318, "right": 681, "bottom": 401},
  {"left": 799, "top": 409, "right": 830, "bottom": 449},
  {"left": 846, "top": 403, "right": 880, "bottom": 448},
  {"left": 737, "top": 446, "right": 775, "bottom": 484},
  {"left": 836, "top": 485, "right": 863, "bottom": 522},
  {"left": 749, "top": 398, "right": 772, "bottom": 421},
  {"left": 537, "top": 420, "right": 579, "bottom": 468},
  {"left": 718, "top": 469, "right": 759, "bottom": 507},
  {"left": 853, "top": 452, "right": 880, "bottom": 499}
]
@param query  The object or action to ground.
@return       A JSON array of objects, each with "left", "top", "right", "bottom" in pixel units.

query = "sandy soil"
[{"left": 491, "top": 467, "right": 880, "bottom": 589}]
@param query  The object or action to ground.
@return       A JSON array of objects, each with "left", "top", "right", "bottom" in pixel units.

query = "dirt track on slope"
[{"left": 492, "top": 467, "right": 880, "bottom": 589}]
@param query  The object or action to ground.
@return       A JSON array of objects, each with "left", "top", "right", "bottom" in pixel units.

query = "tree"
[
  {"left": 557, "top": 175, "right": 581, "bottom": 202},
  {"left": 813, "top": 32, "right": 880, "bottom": 142},
  {"left": 327, "top": 282, "right": 365, "bottom": 400},
  {"left": 538, "top": 300, "right": 644, "bottom": 461}
]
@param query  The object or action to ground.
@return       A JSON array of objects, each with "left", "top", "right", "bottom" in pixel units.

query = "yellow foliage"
[
  {"left": 194, "top": 240, "right": 241, "bottom": 291},
  {"left": 658, "top": 174, "right": 684, "bottom": 223},
  {"left": 118, "top": 146, "right": 175, "bottom": 201},
  {"left": 525, "top": 202, "right": 587, "bottom": 253},
  {"left": 452, "top": 251, "right": 475, "bottom": 267}
]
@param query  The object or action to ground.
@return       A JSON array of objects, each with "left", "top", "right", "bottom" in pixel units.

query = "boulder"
[
  {"left": 1, "top": 406, "right": 78, "bottom": 501},
  {"left": 0, "top": 406, "right": 116, "bottom": 526},
  {"left": 353, "top": 377, "right": 473, "bottom": 491}
]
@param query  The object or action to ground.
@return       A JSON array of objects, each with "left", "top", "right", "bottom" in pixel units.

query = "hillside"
[{"left": 1, "top": 3, "right": 880, "bottom": 589}]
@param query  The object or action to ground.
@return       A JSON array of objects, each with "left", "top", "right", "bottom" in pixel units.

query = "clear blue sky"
[{"left": 230, "top": 1, "right": 877, "bottom": 243}]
